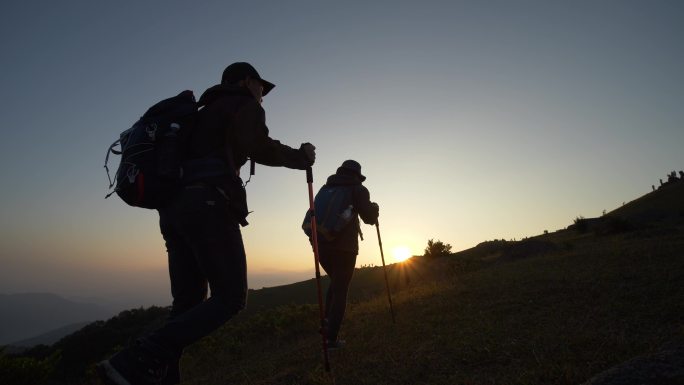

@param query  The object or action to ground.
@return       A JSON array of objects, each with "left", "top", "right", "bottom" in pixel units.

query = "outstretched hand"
[
  {"left": 300, "top": 143, "right": 316, "bottom": 165},
  {"left": 371, "top": 202, "right": 380, "bottom": 225}
]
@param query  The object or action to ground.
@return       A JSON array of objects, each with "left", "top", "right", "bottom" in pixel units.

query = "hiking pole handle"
[{"left": 306, "top": 166, "right": 313, "bottom": 183}]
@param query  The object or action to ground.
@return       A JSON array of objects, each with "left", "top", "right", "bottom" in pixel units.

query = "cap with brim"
[
  {"left": 221, "top": 62, "right": 275, "bottom": 96},
  {"left": 339, "top": 159, "right": 366, "bottom": 182}
]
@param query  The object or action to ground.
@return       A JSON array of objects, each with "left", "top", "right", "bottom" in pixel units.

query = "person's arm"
[
  {"left": 232, "top": 100, "right": 313, "bottom": 169},
  {"left": 354, "top": 185, "right": 379, "bottom": 225}
]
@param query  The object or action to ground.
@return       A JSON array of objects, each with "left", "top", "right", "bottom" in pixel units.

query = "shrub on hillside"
[
  {"left": 423, "top": 239, "right": 452, "bottom": 259},
  {"left": 573, "top": 216, "right": 589, "bottom": 233},
  {"left": 0, "top": 348, "right": 59, "bottom": 385}
]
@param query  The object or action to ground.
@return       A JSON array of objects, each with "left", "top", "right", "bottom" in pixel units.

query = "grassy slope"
[
  {"left": 174, "top": 230, "right": 683, "bottom": 385},
  {"left": 164, "top": 183, "right": 684, "bottom": 385},
  {"left": 47, "top": 182, "right": 676, "bottom": 385},
  {"left": 609, "top": 181, "right": 684, "bottom": 222}
]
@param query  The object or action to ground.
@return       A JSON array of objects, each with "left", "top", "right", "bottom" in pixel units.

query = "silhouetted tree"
[{"left": 423, "top": 239, "right": 452, "bottom": 259}]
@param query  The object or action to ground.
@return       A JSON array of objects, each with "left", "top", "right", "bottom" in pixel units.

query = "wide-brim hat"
[
  {"left": 338, "top": 159, "right": 366, "bottom": 181},
  {"left": 221, "top": 62, "right": 275, "bottom": 96}
]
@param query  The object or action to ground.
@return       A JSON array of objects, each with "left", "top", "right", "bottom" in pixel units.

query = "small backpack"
[
  {"left": 302, "top": 185, "right": 355, "bottom": 241},
  {"left": 105, "top": 90, "right": 197, "bottom": 209}
]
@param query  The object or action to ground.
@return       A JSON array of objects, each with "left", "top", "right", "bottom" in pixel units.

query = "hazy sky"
[{"left": 1, "top": 1, "right": 682, "bottom": 307}]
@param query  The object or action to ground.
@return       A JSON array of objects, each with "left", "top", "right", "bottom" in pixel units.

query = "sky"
[{"left": 1, "top": 0, "right": 682, "bottom": 309}]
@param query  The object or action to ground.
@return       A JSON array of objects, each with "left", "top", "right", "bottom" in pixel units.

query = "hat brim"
[
  {"left": 261, "top": 79, "right": 275, "bottom": 96},
  {"left": 336, "top": 166, "right": 366, "bottom": 182}
]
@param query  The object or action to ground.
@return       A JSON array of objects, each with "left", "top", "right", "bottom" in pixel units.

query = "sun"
[{"left": 391, "top": 246, "right": 412, "bottom": 263}]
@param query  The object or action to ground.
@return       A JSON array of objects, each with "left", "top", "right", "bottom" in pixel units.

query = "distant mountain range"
[
  {"left": 4, "top": 321, "right": 92, "bottom": 352},
  {"left": 0, "top": 292, "right": 115, "bottom": 346}
]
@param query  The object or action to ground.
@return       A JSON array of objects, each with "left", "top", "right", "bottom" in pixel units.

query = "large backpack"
[
  {"left": 105, "top": 90, "right": 197, "bottom": 209},
  {"left": 302, "top": 185, "right": 355, "bottom": 241}
]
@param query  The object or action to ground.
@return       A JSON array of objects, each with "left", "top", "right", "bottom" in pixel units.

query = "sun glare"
[{"left": 392, "top": 246, "right": 412, "bottom": 263}]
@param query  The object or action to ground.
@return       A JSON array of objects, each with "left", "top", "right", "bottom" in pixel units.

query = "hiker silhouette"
[
  {"left": 98, "top": 62, "right": 316, "bottom": 385},
  {"left": 306, "top": 160, "right": 379, "bottom": 349}
]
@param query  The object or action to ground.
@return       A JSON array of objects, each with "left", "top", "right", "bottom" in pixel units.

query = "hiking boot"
[
  {"left": 326, "top": 339, "right": 346, "bottom": 351},
  {"left": 96, "top": 341, "right": 168, "bottom": 385}
]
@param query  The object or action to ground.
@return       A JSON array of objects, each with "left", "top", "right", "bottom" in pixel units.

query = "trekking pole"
[
  {"left": 376, "top": 220, "right": 396, "bottom": 324},
  {"left": 306, "top": 167, "right": 332, "bottom": 373}
]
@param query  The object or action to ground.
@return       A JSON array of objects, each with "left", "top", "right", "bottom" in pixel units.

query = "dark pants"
[
  {"left": 147, "top": 185, "right": 247, "bottom": 379},
  {"left": 318, "top": 248, "right": 357, "bottom": 342}
]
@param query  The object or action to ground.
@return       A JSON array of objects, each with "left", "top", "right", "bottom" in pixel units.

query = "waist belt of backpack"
[
  {"left": 182, "top": 156, "right": 231, "bottom": 184},
  {"left": 183, "top": 182, "right": 230, "bottom": 205},
  {"left": 181, "top": 148, "right": 240, "bottom": 202}
]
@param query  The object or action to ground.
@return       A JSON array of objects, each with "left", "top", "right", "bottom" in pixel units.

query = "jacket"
[
  {"left": 187, "top": 84, "right": 311, "bottom": 184},
  {"left": 183, "top": 84, "right": 311, "bottom": 225},
  {"left": 316, "top": 171, "right": 379, "bottom": 254}
]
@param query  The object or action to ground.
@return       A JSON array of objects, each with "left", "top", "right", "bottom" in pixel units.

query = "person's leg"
[
  {"left": 144, "top": 186, "right": 247, "bottom": 357},
  {"left": 98, "top": 197, "right": 211, "bottom": 385},
  {"left": 158, "top": 209, "right": 207, "bottom": 385},
  {"left": 161, "top": 205, "right": 208, "bottom": 319},
  {"left": 319, "top": 252, "right": 334, "bottom": 337},
  {"left": 320, "top": 251, "right": 357, "bottom": 342},
  {"left": 98, "top": 185, "right": 247, "bottom": 385}
]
